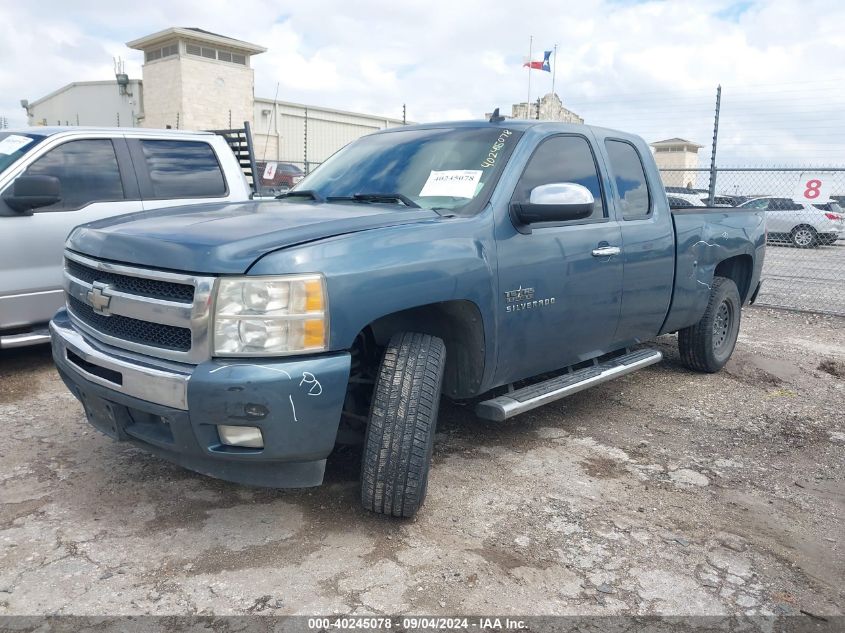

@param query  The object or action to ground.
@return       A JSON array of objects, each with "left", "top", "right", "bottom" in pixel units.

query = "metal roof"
[
  {"left": 126, "top": 27, "right": 266, "bottom": 54},
  {"left": 650, "top": 137, "right": 704, "bottom": 147},
  {"left": 26, "top": 80, "right": 142, "bottom": 109}
]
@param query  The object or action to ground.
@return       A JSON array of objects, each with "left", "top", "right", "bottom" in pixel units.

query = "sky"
[{"left": 0, "top": 0, "right": 843, "bottom": 166}]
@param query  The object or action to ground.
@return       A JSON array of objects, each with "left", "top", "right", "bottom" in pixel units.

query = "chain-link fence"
[
  {"left": 659, "top": 167, "right": 845, "bottom": 316},
  {"left": 253, "top": 159, "right": 318, "bottom": 198}
]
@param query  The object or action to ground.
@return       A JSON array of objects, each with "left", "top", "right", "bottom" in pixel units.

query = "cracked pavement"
[{"left": 0, "top": 307, "right": 842, "bottom": 616}]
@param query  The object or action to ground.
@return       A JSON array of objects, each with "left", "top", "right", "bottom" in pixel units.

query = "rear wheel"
[
  {"left": 361, "top": 332, "right": 446, "bottom": 518},
  {"left": 790, "top": 225, "right": 818, "bottom": 248},
  {"left": 678, "top": 277, "right": 741, "bottom": 373}
]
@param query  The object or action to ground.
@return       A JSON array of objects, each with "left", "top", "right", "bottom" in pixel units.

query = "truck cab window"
[
  {"left": 512, "top": 135, "right": 605, "bottom": 220},
  {"left": 140, "top": 140, "right": 226, "bottom": 198},
  {"left": 605, "top": 140, "right": 651, "bottom": 219},
  {"left": 23, "top": 139, "right": 124, "bottom": 211}
]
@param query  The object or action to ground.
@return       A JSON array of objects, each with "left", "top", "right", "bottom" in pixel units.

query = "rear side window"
[
  {"left": 24, "top": 139, "right": 124, "bottom": 211},
  {"left": 743, "top": 199, "right": 769, "bottom": 209},
  {"left": 140, "top": 140, "right": 226, "bottom": 198},
  {"left": 512, "top": 135, "right": 605, "bottom": 220},
  {"left": 605, "top": 140, "right": 651, "bottom": 219},
  {"left": 769, "top": 198, "right": 802, "bottom": 211}
]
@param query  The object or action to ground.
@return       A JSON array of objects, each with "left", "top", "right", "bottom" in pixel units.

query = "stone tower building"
[
  {"left": 649, "top": 138, "right": 704, "bottom": 188},
  {"left": 126, "top": 27, "right": 266, "bottom": 130}
]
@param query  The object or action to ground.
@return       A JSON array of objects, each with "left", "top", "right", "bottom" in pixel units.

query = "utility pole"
[
  {"left": 527, "top": 35, "right": 533, "bottom": 115},
  {"left": 303, "top": 108, "right": 308, "bottom": 174},
  {"left": 707, "top": 85, "right": 722, "bottom": 207}
]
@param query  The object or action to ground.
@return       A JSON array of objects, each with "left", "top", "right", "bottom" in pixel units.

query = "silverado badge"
[{"left": 504, "top": 286, "right": 556, "bottom": 313}]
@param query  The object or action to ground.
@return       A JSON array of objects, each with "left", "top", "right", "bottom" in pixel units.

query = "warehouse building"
[
  {"left": 21, "top": 79, "right": 143, "bottom": 128},
  {"left": 21, "top": 27, "right": 405, "bottom": 164}
]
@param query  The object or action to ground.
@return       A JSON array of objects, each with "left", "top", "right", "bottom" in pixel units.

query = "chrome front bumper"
[{"left": 50, "top": 315, "right": 191, "bottom": 410}]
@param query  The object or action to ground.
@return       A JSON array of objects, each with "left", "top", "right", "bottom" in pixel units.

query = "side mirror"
[
  {"left": 512, "top": 183, "right": 595, "bottom": 224},
  {"left": 5, "top": 175, "right": 62, "bottom": 214}
]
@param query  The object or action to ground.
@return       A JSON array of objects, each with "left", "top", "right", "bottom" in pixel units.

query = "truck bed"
[{"left": 661, "top": 207, "right": 767, "bottom": 334}]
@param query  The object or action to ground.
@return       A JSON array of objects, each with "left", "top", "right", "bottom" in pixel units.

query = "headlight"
[{"left": 213, "top": 275, "right": 328, "bottom": 356}]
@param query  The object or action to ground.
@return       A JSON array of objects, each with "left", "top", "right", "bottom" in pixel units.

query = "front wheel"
[
  {"left": 361, "top": 332, "right": 446, "bottom": 518},
  {"left": 678, "top": 277, "right": 741, "bottom": 373},
  {"left": 790, "top": 225, "right": 818, "bottom": 248}
]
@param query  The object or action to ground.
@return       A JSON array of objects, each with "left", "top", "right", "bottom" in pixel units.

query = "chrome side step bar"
[
  {"left": 475, "top": 349, "right": 663, "bottom": 421},
  {"left": 0, "top": 328, "right": 51, "bottom": 349}
]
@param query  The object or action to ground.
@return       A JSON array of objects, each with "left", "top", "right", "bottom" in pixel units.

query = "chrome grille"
[
  {"left": 65, "top": 258, "right": 194, "bottom": 303},
  {"left": 63, "top": 251, "right": 216, "bottom": 364},
  {"left": 67, "top": 296, "right": 191, "bottom": 351}
]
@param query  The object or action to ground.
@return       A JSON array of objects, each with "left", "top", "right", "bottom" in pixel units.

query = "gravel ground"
[{"left": 0, "top": 307, "right": 842, "bottom": 617}]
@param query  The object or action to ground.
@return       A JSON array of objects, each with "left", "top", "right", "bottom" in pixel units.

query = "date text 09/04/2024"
[{"left": 307, "top": 617, "right": 528, "bottom": 630}]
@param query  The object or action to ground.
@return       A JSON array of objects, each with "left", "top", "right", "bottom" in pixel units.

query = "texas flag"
[{"left": 523, "top": 50, "right": 552, "bottom": 72}]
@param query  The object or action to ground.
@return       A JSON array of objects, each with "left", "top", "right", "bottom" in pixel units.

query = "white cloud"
[{"left": 0, "top": 0, "right": 842, "bottom": 164}]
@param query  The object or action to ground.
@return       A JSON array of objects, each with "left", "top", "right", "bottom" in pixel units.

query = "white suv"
[{"left": 738, "top": 196, "right": 844, "bottom": 248}]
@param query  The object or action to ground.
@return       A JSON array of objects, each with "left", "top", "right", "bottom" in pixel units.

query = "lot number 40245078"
[{"left": 793, "top": 173, "right": 832, "bottom": 202}]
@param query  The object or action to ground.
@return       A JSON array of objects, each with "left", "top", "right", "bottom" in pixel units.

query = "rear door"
[
  {"left": 599, "top": 137, "right": 675, "bottom": 342},
  {"left": 493, "top": 133, "right": 623, "bottom": 384},
  {"left": 127, "top": 138, "right": 230, "bottom": 210},
  {"left": 0, "top": 136, "right": 142, "bottom": 330}
]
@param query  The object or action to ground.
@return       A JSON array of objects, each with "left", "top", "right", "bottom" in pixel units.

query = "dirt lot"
[{"left": 0, "top": 307, "right": 842, "bottom": 617}]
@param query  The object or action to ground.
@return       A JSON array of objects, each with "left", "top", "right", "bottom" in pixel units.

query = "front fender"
[{"left": 248, "top": 213, "right": 498, "bottom": 389}]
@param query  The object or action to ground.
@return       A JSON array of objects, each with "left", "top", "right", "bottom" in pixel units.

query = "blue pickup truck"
[{"left": 49, "top": 119, "right": 765, "bottom": 517}]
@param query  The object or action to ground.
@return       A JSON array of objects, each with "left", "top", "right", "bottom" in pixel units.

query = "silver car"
[{"left": 738, "top": 196, "right": 844, "bottom": 248}]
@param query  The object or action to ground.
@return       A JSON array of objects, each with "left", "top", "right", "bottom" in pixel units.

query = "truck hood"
[{"left": 66, "top": 199, "right": 440, "bottom": 274}]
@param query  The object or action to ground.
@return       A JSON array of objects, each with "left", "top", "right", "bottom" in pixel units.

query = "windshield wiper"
[
  {"left": 326, "top": 192, "right": 420, "bottom": 208},
  {"left": 275, "top": 190, "right": 325, "bottom": 202}
]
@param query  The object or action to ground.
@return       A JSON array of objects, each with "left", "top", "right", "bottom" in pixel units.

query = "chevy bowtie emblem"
[{"left": 87, "top": 282, "right": 113, "bottom": 316}]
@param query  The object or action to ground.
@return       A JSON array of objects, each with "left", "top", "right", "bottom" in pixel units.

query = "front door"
[
  {"left": 493, "top": 134, "right": 623, "bottom": 385},
  {"left": 0, "top": 138, "right": 142, "bottom": 331}
]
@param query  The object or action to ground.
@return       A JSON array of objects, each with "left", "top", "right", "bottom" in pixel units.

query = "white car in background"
[
  {"left": 738, "top": 196, "right": 844, "bottom": 248},
  {"left": 666, "top": 192, "right": 741, "bottom": 209},
  {"left": 666, "top": 192, "right": 706, "bottom": 208}
]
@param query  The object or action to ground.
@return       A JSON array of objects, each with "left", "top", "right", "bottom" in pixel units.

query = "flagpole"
[
  {"left": 527, "top": 35, "right": 533, "bottom": 118},
  {"left": 551, "top": 44, "right": 557, "bottom": 96}
]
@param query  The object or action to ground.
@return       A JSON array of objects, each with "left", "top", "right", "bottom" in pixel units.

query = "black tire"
[
  {"left": 678, "top": 277, "right": 741, "bottom": 373},
  {"left": 361, "top": 332, "right": 446, "bottom": 518},
  {"left": 790, "top": 225, "right": 818, "bottom": 248}
]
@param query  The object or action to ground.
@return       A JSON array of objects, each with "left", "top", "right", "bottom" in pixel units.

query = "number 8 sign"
[{"left": 793, "top": 173, "right": 831, "bottom": 203}]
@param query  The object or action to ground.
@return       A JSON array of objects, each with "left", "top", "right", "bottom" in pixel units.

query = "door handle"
[{"left": 592, "top": 246, "right": 621, "bottom": 257}]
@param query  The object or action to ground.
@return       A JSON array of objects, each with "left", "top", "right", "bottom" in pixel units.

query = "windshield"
[
  {"left": 294, "top": 126, "right": 522, "bottom": 213},
  {"left": 0, "top": 132, "right": 47, "bottom": 177}
]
